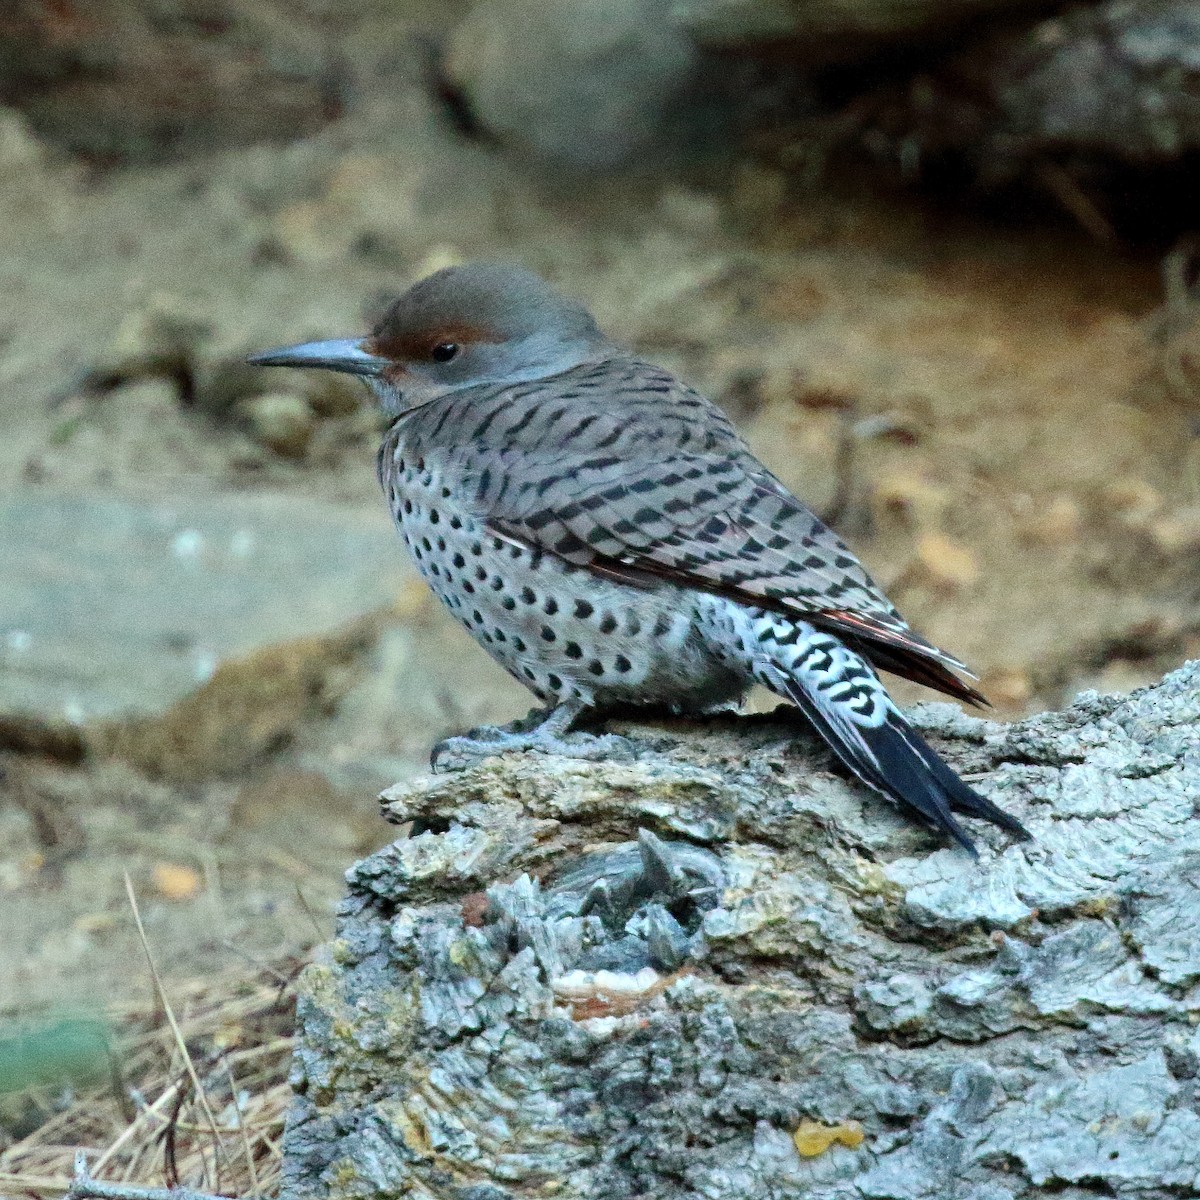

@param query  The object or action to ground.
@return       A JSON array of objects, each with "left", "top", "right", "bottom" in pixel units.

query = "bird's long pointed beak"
[{"left": 247, "top": 337, "right": 386, "bottom": 377}]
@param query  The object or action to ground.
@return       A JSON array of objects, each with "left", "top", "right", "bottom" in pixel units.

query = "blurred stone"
[
  {"left": 151, "top": 862, "right": 203, "bottom": 902},
  {"left": 0, "top": 492, "right": 409, "bottom": 774},
  {"left": 859, "top": 0, "right": 1200, "bottom": 193},
  {"left": 443, "top": 0, "right": 696, "bottom": 169},
  {"left": 975, "top": 0, "right": 1200, "bottom": 165},
  {"left": 241, "top": 392, "right": 316, "bottom": 458}
]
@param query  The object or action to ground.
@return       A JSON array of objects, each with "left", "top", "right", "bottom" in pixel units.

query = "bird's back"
[{"left": 383, "top": 356, "right": 923, "bottom": 645}]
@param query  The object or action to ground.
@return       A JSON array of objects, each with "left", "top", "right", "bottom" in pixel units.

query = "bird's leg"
[{"left": 430, "top": 695, "right": 636, "bottom": 773}]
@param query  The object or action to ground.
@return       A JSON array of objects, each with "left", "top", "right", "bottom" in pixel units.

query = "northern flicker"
[{"left": 250, "top": 263, "right": 1028, "bottom": 854}]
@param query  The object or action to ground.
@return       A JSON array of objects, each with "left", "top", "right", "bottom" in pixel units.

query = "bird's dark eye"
[{"left": 431, "top": 342, "right": 460, "bottom": 363}]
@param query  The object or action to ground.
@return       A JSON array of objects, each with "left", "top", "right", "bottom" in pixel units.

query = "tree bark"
[{"left": 281, "top": 662, "right": 1200, "bottom": 1199}]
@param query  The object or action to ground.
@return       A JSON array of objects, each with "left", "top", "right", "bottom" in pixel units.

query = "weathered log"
[{"left": 281, "top": 661, "right": 1200, "bottom": 1199}]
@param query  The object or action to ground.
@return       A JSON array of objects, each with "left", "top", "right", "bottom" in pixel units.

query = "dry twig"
[{"left": 66, "top": 1150, "right": 234, "bottom": 1200}]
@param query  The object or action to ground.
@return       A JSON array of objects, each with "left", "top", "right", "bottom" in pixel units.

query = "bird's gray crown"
[{"left": 369, "top": 263, "right": 606, "bottom": 355}]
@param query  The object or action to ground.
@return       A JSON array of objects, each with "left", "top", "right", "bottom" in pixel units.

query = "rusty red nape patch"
[{"left": 367, "top": 322, "right": 502, "bottom": 361}]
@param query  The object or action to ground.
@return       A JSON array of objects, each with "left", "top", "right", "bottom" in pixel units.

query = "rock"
[
  {"left": 443, "top": 0, "right": 697, "bottom": 169},
  {"left": 283, "top": 662, "right": 1200, "bottom": 1199},
  {"left": 865, "top": 0, "right": 1200, "bottom": 188},
  {"left": 240, "top": 392, "right": 316, "bottom": 458},
  {"left": 0, "top": 491, "right": 408, "bottom": 775}
]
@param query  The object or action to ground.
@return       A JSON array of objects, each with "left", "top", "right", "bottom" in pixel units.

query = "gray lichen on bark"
[{"left": 282, "top": 662, "right": 1200, "bottom": 1199}]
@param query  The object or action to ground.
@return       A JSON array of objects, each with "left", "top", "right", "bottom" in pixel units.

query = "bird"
[{"left": 249, "top": 262, "right": 1029, "bottom": 854}]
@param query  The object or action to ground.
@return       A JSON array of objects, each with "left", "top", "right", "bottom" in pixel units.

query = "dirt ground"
[{"left": 2, "top": 15, "right": 1199, "bottom": 1095}]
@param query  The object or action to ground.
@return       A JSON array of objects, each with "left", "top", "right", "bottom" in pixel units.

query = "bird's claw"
[{"left": 430, "top": 727, "right": 635, "bottom": 773}]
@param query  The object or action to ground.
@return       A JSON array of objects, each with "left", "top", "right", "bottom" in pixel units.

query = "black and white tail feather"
[{"left": 748, "top": 615, "right": 1029, "bottom": 855}]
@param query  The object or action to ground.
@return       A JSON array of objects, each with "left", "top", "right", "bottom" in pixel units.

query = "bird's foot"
[{"left": 430, "top": 702, "right": 635, "bottom": 773}]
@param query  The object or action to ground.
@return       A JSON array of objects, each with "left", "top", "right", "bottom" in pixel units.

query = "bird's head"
[{"left": 248, "top": 262, "right": 608, "bottom": 418}]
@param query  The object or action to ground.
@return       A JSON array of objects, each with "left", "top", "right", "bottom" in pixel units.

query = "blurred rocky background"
[{"left": 1, "top": 0, "right": 1200, "bottom": 1185}]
